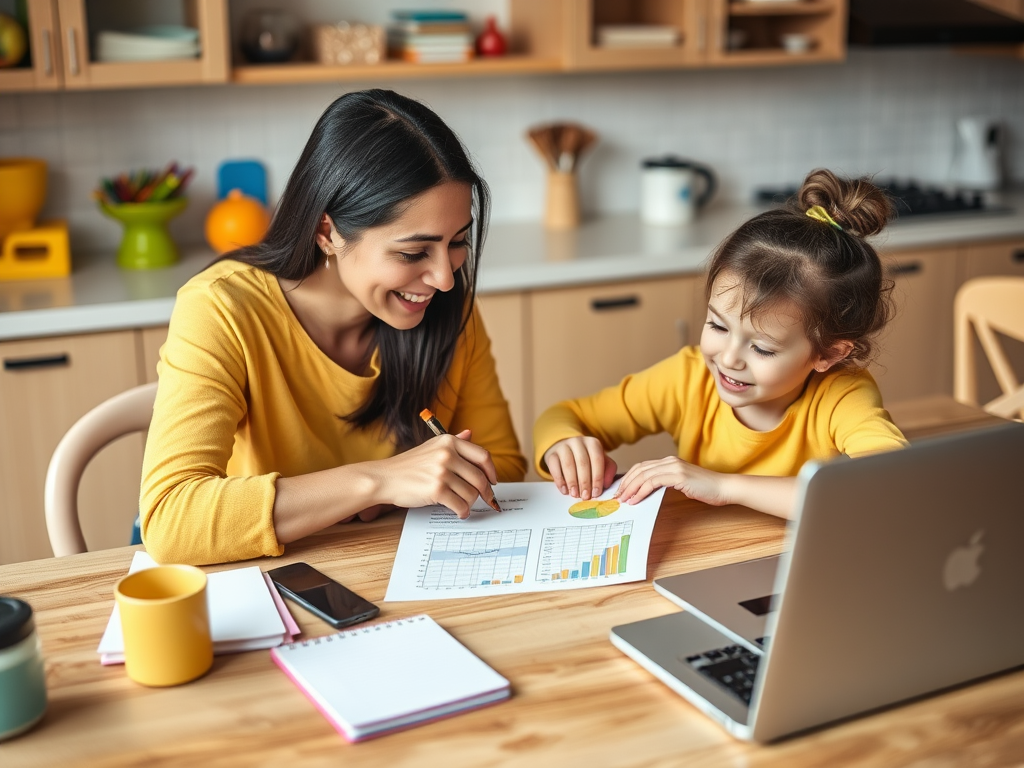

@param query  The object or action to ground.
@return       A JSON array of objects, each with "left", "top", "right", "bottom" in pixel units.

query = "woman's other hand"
[{"left": 543, "top": 436, "right": 617, "bottom": 499}]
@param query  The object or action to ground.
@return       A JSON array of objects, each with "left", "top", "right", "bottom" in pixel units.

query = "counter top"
[{"left": 3, "top": 200, "right": 1024, "bottom": 342}]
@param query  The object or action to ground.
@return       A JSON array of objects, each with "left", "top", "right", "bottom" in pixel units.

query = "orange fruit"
[{"left": 204, "top": 189, "right": 270, "bottom": 254}]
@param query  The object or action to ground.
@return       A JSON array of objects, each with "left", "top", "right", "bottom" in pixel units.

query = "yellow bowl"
[{"left": 0, "top": 158, "right": 47, "bottom": 241}]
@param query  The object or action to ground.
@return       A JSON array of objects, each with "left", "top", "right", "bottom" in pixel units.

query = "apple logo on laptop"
[{"left": 943, "top": 530, "right": 984, "bottom": 591}]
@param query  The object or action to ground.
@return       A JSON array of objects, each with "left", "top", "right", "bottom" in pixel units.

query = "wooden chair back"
[
  {"left": 954, "top": 277, "right": 1024, "bottom": 420},
  {"left": 44, "top": 382, "right": 157, "bottom": 556}
]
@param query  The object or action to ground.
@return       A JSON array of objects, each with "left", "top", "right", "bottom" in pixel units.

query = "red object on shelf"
[{"left": 475, "top": 16, "right": 507, "bottom": 57}]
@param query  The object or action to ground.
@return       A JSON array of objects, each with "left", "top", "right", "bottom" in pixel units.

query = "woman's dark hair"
[
  {"left": 705, "top": 168, "right": 895, "bottom": 368},
  {"left": 230, "top": 89, "right": 489, "bottom": 449}
]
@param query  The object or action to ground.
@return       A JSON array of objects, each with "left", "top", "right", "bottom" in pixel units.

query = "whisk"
[{"left": 527, "top": 122, "right": 597, "bottom": 174}]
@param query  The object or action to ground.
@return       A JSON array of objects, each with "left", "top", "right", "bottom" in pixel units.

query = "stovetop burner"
[{"left": 755, "top": 180, "right": 1010, "bottom": 219}]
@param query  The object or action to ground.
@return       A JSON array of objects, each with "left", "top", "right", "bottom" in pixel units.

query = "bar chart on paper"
[
  {"left": 417, "top": 529, "right": 531, "bottom": 589},
  {"left": 538, "top": 521, "right": 633, "bottom": 582}
]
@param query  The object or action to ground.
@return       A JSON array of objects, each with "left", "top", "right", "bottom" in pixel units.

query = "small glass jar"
[{"left": 0, "top": 597, "right": 47, "bottom": 741}]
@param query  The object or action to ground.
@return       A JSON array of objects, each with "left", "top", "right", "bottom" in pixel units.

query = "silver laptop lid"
[{"left": 751, "top": 422, "right": 1024, "bottom": 742}]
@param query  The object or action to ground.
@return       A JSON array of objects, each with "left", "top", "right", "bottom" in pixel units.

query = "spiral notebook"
[{"left": 270, "top": 615, "right": 510, "bottom": 742}]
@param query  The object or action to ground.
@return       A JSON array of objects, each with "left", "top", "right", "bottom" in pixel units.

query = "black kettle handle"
[{"left": 691, "top": 164, "right": 716, "bottom": 208}]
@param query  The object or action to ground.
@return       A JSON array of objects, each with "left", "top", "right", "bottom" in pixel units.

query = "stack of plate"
[{"left": 96, "top": 26, "right": 200, "bottom": 62}]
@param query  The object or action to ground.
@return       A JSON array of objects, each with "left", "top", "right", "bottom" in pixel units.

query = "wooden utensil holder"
[{"left": 545, "top": 171, "right": 580, "bottom": 230}]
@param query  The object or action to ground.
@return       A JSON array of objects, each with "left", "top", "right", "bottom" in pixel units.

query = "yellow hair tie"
[{"left": 805, "top": 205, "right": 843, "bottom": 231}]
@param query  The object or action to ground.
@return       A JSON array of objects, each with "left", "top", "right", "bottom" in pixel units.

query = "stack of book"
[{"left": 388, "top": 10, "right": 474, "bottom": 64}]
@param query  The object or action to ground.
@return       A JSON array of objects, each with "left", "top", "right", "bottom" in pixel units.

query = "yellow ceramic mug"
[{"left": 114, "top": 565, "right": 213, "bottom": 687}]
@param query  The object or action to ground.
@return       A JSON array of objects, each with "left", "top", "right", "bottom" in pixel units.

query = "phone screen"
[{"left": 267, "top": 562, "right": 379, "bottom": 629}]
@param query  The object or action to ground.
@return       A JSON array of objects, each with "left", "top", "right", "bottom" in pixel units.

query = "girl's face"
[
  {"left": 699, "top": 271, "right": 837, "bottom": 430},
  {"left": 319, "top": 181, "right": 473, "bottom": 330}
]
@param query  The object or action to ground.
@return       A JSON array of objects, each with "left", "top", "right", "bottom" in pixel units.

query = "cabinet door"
[
  {"left": 476, "top": 294, "right": 529, "bottom": 459},
  {"left": 530, "top": 276, "right": 700, "bottom": 472},
  {"left": 870, "top": 248, "right": 959, "bottom": 403},
  {"left": 138, "top": 325, "right": 168, "bottom": 384},
  {"left": 956, "top": 238, "right": 1024, "bottom": 408},
  {"left": 0, "top": 331, "right": 142, "bottom": 564},
  {"left": 55, "top": 0, "right": 229, "bottom": 90},
  {"left": 0, "top": 0, "right": 62, "bottom": 92}
]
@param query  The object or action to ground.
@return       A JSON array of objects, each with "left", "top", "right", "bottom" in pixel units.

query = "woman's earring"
[{"left": 322, "top": 245, "right": 329, "bottom": 269}]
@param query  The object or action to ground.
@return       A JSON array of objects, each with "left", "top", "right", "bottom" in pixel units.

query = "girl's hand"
[
  {"left": 615, "top": 456, "right": 730, "bottom": 507},
  {"left": 364, "top": 430, "right": 497, "bottom": 519},
  {"left": 543, "top": 436, "right": 618, "bottom": 499}
]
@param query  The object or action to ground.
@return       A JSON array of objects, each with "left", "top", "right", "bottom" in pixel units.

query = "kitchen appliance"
[
  {"left": 641, "top": 156, "right": 716, "bottom": 226},
  {"left": 755, "top": 179, "right": 1011, "bottom": 220},
  {"left": 951, "top": 117, "right": 1003, "bottom": 191},
  {"left": 0, "top": 158, "right": 70, "bottom": 281},
  {"left": 849, "top": 0, "right": 1024, "bottom": 46}
]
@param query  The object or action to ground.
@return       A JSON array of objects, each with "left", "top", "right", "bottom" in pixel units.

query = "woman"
[{"left": 141, "top": 89, "right": 526, "bottom": 565}]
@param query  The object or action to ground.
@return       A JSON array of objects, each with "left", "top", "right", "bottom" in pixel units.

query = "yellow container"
[
  {"left": 0, "top": 220, "right": 70, "bottom": 281},
  {"left": 114, "top": 565, "right": 213, "bottom": 687},
  {"left": 0, "top": 158, "right": 47, "bottom": 242}
]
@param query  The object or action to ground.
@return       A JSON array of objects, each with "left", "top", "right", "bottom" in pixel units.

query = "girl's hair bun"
[{"left": 797, "top": 168, "right": 894, "bottom": 238}]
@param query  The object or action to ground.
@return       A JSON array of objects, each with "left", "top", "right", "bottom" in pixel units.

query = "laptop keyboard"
[{"left": 684, "top": 644, "right": 762, "bottom": 705}]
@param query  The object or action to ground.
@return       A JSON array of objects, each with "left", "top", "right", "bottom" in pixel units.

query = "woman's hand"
[
  {"left": 543, "top": 436, "right": 618, "bottom": 499},
  {"left": 615, "top": 456, "right": 730, "bottom": 507},
  {"left": 364, "top": 430, "right": 498, "bottom": 519},
  {"left": 338, "top": 504, "right": 400, "bottom": 524}
]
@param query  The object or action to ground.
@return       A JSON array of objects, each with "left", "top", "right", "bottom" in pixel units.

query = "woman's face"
[{"left": 320, "top": 181, "right": 473, "bottom": 330}]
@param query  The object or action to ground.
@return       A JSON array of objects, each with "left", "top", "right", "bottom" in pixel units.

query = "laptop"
[{"left": 610, "top": 422, "right": 1024, "bottom": 743}]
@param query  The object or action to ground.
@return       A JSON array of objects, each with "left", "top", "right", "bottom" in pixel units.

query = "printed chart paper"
[{"left": 384, "top": 481, "right": 665, "bottom": 601}]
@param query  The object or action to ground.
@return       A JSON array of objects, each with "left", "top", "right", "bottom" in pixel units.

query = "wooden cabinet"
[
  {"left": 1, "top": 0, "right": 229, "bottom": 93},
  {"left": 527, "top": 275, "right": 701, "bottom": 474},
  {"left": 0, "top": 330, "right": 145, "bottom": 564},
  {"left": 870, "top": 247, "right": 960, "bottom": 403},
  {"left": 0, "top": 1, "right": 62, "bottom": 92},
  {"left": 706, "top": 0, "right": 847, "bottom": 66},
  {"left": 476, "top": 293, "right": 529, "bottom": 457}
]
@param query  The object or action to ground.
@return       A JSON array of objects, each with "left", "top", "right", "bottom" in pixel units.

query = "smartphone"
[{"left": 267, "top": 562, "right": 379, "bottom": 629}]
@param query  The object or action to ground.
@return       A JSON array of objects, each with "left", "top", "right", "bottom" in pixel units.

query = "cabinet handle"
[
  {"left": 590, "top": 296, "right": 640, "bottom": 311},
  {"left": 886, "top": 261, "right": 922, "bottom": 277},
  {"left": 1012, "top": 249, "right": 1024, "bottom": 263},
  {"left": 67, "top": 28, "right": 80, "bottom": 75},
  {"left": 42, "top": 29, "right": 53, "bottom": 76},
  {"left": 3, "top": 354, "right": 70, "bottom": 371},
  {"left": 697, "top": 12, "right": 706, "bottom": 52}
]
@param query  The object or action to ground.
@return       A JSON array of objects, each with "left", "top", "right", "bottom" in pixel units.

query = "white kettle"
[{"left": 951, "top": 117, "right": 1003, "bottom": 191}]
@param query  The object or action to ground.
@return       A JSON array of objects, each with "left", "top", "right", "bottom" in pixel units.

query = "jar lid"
[
  {"left": 0, "top": 597, "right": 35, "bottom": 650},
  {"left": 642, "top": 155, "right": 694, "bottom": 169}
]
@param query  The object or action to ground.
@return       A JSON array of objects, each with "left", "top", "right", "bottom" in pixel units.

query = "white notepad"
[
  {"left": 97, "top": 551, "right": 293, "bottom": 663},
  {"left": 270, "top": 614, "right": 510, "bottom": 742}
]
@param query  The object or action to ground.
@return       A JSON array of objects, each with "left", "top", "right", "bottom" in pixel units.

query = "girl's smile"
[{"left": 700, "top": 270, "right": 840, "bottom": 431}]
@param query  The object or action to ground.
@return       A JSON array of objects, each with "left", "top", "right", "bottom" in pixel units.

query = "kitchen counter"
[{"left": 3, "top": 198, "right": 1024, "bottom": 342}]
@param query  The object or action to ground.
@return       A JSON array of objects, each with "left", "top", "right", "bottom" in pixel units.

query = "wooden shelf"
[
  {"left": 728, "top": 1, "right": 835, "bottom": 15},
  {"left": 713, "top": 48, "right": 842, "bottom": 65},
  {"left": 231, "top": 55, "right": 562, "bottom": 85}
]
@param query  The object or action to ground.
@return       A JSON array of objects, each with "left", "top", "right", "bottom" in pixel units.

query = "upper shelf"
[{"left": 231, "top": 55, "right": 563, "bottom": 85}]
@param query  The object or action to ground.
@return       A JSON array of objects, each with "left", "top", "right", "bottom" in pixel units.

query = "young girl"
[
  {"left": 534, "top": 169, "right": 908, "bottom": 519},
  {"left": 141, "top": 90, "right": 525, "bottom": 565}
]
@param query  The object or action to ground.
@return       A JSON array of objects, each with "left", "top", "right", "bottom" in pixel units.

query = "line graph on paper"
[{"left": 416, "top": 529, "right": 532, "bottom": 589}]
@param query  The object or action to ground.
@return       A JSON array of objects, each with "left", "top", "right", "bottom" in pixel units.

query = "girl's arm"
[{"left": 616, "top": 457, "right": 798, "bottom": 519}]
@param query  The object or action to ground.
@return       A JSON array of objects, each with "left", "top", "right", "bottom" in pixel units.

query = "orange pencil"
[{"left": 419, "top": 408, "right": 503, "bottom": 513}]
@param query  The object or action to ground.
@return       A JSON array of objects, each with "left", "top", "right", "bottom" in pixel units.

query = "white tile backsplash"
[{"left": 2, "top": 48, "right": 1024, "bottom": 252}]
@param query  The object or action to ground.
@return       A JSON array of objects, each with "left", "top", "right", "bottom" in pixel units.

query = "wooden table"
[{"left": 3, "top": 398, "right": 1021, "bottom": 767}]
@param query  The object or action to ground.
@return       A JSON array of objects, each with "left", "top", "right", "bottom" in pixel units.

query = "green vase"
[{"left": 99, "top": 198, "right": 188, "bottom": 270}]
